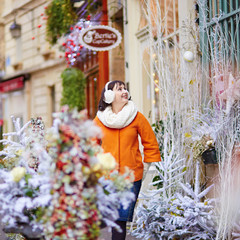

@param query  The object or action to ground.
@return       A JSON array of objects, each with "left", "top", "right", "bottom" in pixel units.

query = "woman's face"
[{"left": 112, "top": 83, "right": 128, "bottom": 105}]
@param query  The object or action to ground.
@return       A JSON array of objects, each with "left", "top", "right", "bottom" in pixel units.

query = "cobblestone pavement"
[
  {"left": 0, "top": 231, "right": 6, "bottom": 240},
  {"left": 0, "top": 227, "right": 6, "bottom": 240},
  {"left": 100, "top": 227, "right": 139, "bottom": 240},
  {"left": 0, "top": 222, "right": 139, "bottom": 240}
]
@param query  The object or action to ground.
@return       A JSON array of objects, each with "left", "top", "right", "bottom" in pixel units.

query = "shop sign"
[
  {"left": 0, "top": 76, "right": 24, "bottom": 93},
  {"left": 79, "top": 25, "right": 122, "bottom": 51}
]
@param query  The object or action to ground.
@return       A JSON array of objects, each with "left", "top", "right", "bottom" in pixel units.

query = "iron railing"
[{"left": 199, "top": 0, "right": 240, "bottom": 71}]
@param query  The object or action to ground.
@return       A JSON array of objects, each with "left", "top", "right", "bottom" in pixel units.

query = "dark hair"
[{"left": 98, "top": 80, "right": 130, "bottom": 111}]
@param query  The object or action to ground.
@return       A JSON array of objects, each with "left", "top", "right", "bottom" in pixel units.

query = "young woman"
[{"left": 94, "top": 80, "right": 161, "bottom": 240}]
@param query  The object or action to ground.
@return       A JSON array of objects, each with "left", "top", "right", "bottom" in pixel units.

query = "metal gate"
[{"left": 199, "top": 1, "right": 240, "bottom": 71}]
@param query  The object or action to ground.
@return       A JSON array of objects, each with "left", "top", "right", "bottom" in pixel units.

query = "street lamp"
[{"left": 9, "top": 20, "right": 21, "bottom": 38}]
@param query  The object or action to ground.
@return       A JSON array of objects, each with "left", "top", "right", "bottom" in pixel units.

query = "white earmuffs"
[{"left": 104, "top": 81, "right": 115, "bottom": 104}]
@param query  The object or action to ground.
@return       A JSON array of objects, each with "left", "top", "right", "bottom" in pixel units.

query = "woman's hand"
[{"left": 142, "top": 162, "right": 151, "bottom": 181}]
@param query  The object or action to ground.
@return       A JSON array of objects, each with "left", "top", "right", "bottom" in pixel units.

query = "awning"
[{"left": 0, "top": 74, "right": 30, "bottom": 93}]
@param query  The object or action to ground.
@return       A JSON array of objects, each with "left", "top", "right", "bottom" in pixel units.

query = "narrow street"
[
  {"left": 0, "top": 226, "right": 138, "bottom": 240},
  {"left": 100, "top": 228, "right": 139, "bottom": 240},
  {"left": 1, "top": 0, "right": 240, "bottom": 239},
  {"left": 0, "top": 221, "right": 6, "bottom": 240}
]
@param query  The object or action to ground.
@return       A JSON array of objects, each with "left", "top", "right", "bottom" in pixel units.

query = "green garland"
[
  {"left": 60, "top": 68, "right": 86, "bottom": 111},
  {"left": 45, "top": 0, "right": 77, "bottom": 45}
]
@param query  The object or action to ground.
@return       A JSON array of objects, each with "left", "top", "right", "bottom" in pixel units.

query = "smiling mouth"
[{"left": 122, "top": 93, "right": 128, "bottom": 99}]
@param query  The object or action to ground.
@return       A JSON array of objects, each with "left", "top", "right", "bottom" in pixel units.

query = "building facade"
[
  {"left": 0, "top": 0, "right": 66, "bottom": 132},
  {"left": 0, "top": 0, "right": 5, "bottom": 141},
  {"left": 123, "top": 0, "right": 194, "bottom": 122},
  {"left": 0, "top": 0, "right": 126, "bottom": 130}
]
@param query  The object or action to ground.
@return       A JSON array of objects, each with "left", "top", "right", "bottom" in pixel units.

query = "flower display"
[
  {"left": 0, "top": 117, "right": 51, "bottom": 238},
  {"left": 183, "top": 108, "right": 220, "bottom": 165},
  {"left": 133, "top": 183, "right": 217, "bottom": 240},
  {"left": 11, "top": 167, "right": 26, "bottom": 182},
  {"left": 191, "top": 135, "right": 215, "bottom": 160},
  {"left": 97, "top": 152, "right": 116, "bottom": 171},
  {"left": 41, "top": 107, "right": 134, "bottom": 240},
  {"left": 0, "top": 107, "right": 135, "bottom": 239},
  {"left": 0, "top": 116, "right": 45, "bottom": 170}
]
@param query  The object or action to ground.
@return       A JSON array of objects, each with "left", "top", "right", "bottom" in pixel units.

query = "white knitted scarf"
[{"left": 97, "top": 101, "right": 138, "bottom": 129}]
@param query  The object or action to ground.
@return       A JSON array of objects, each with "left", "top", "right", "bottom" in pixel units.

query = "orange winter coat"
[{"left": 94, "top": 112, "right": 161, "bottom": 181}]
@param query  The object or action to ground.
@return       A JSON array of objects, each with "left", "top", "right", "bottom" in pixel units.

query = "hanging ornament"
[
  {"left": 183, "top": 51, "right": 194, "bottom": 62},
  {"left": 61, "top": 18, "right": 93, "bottom": 65},
  {"left": 87, "top": 15, "right": 91, "bottom": 21},
  {"left": 219, "top": 73, "right": 240, "bottom": 114}
]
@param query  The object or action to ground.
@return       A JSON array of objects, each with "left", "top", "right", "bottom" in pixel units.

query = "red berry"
[
  {"left": 38, "top": 24, "right": 42, "bottom": 28},
  {"left": 32, "top": 36, "right": 35, "bottom": 40}
]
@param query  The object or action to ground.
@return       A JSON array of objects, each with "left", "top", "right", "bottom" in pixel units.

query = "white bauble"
[{"left": 183, "top": 51, "right": 194, "bottom": 62}]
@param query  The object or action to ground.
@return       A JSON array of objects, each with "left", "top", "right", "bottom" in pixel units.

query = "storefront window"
[
  {"left": 150, "top": 0, "right": 179, "bottom": 122},
  {"left": 137, "top": 0, "right": 179, "bottom": 123}
]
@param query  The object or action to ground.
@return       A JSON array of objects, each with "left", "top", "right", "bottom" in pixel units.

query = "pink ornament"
[{"left": 219, "top": 73, "right": 240, "bottom": 113}]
